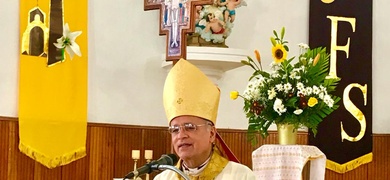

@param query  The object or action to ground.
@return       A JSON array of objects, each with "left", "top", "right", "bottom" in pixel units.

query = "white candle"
[
  {"left": 132, "top": 150, "right": 140, "bottom": 160},
  {"left": 145, "top": 150, "right": 153, "bottom": 160}
]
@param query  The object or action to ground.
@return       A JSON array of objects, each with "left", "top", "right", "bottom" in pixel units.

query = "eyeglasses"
[{"left": 168, "top": 123, "right": 212, "bottom": 134}]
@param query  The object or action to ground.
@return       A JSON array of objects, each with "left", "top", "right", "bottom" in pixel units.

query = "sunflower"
[{"left": 272, "top": 44, "right": 287, "bottom": 63}]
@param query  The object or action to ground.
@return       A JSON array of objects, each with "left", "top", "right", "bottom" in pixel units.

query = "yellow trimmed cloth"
[
  {"left": 326, "top": 153, "right": 373, "bottom": 173},
  {"left": 18, "top": 0, "right": 88, "bottom": 168}
]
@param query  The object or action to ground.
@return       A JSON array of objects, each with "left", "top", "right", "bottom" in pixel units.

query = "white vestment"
[{"left": 154, "top": 161, "right": 256, "bottom": 180}]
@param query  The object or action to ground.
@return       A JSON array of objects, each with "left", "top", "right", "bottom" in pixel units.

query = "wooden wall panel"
[
  {"left": 113, "top": 126, "right": 143, "bottom": 178},
  {"left": 7, "top": 120, "right": 35, "bottom": 180},
  {"left": 61, "top": 156, "right": 89, "bottom": 180},
  {"left": 0, "top": 117, "right": 389, "bottom": 180},
  {"left": 140, "top": 128, "right": 172, "bottom": 179},
  {"left": 33, "top": 162, "right": 62, "bottom": 180},
  {"left": 61, "top": 126, "right": 90, "bottom": 180},
  {"left": 0, "top": 120, "right": 9, "bottom": 180},
  {"left": 369, "top": 134, "right": 390, "bottom": 179},
  {"left": 88, "top": 126, "right": 116, "bottom": 180},
  {"left": 142, "top": 128, "right": 173, "bottom": 157}
]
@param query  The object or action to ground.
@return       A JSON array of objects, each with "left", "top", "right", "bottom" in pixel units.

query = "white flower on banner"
[{"left": 53, "top": 23, "right": 82, "bottom": 60}]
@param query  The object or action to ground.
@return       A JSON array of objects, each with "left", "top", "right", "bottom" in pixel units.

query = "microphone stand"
[
  {"left": 122, "top": 164, "right": 189, "bottom": 180},
  {"left": 153, "top": 164, "right": 190, "bottom": 180}
]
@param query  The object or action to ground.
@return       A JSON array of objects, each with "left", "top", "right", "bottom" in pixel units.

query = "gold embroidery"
[
  {"left": 176, "top": 147, "right": 229, "bottom": 180},
  {"left": 341, "top": 83, "right": 367, "bottom": 142},
  {"left": 325, "top": 16, "right": 356, "bottom": 79}
]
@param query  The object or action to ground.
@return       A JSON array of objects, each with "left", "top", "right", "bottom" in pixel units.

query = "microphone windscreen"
[{"left": 166, "top": 154, "right": 179, "bottom": 165}]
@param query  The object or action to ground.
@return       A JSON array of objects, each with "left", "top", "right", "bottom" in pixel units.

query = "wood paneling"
[
  {"left": 114, "top": 127, "right": 141, "bottom": 178},
  {"left": 0, "top": 120, "right": 9, "bottom": 180},
  {"left": 89, "top": 126, "right": 116, "bottom": 179},
  {"left": 5, "top": 119, "right": 35, "bottom": 180},
  {"left": 0, "top": 117, "right": 389, "bottom": 180},
  {"left": 370, "top": 134, "right": 390, "bottom": 179}
]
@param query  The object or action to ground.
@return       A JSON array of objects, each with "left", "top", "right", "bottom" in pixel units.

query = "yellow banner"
[{"left": 19, "top": 0, "right": 88, "bottom": 168}]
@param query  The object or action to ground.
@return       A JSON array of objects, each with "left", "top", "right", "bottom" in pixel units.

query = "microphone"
[{"left": 123, "top": 153, "right": 178, "bottom": 179}]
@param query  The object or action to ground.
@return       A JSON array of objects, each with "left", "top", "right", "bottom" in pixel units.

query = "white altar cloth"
[{"left": 252, "top": 145, "right": 326, "bottom": 180}]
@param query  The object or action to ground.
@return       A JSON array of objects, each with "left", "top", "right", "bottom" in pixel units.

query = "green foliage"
[{"left": 236, "top": 28, "right": 341, "bottom": 144}]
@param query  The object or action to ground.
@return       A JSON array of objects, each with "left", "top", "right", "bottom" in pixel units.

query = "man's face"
[{"left": 169, "top": 116, "right": 215, "bottom": 162}]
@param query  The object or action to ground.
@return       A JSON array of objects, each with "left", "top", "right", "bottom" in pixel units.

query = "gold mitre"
[{"left": 163, "top": 59, "right": 220, "bottom": 125}]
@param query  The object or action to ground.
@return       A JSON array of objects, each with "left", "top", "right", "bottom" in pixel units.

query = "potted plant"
[{"left": 230, "top": 27, "right": 341, "bottom": 144}]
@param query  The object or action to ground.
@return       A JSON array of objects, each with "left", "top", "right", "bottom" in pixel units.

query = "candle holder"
[
  {"left": 145, "top": 159, "right": 151, "bottom": 180},
  {"left": 144, "top": 150, "right": 153, "bottom": 160},
  {"left": 132, "top": 150, "right": 140, "bottom": 160},
  {"left": 131, "top": 150, "right": 140, "bottom": 179},
  {"left": 144, "top": 150, "right": 153, "bottom": 180}
]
